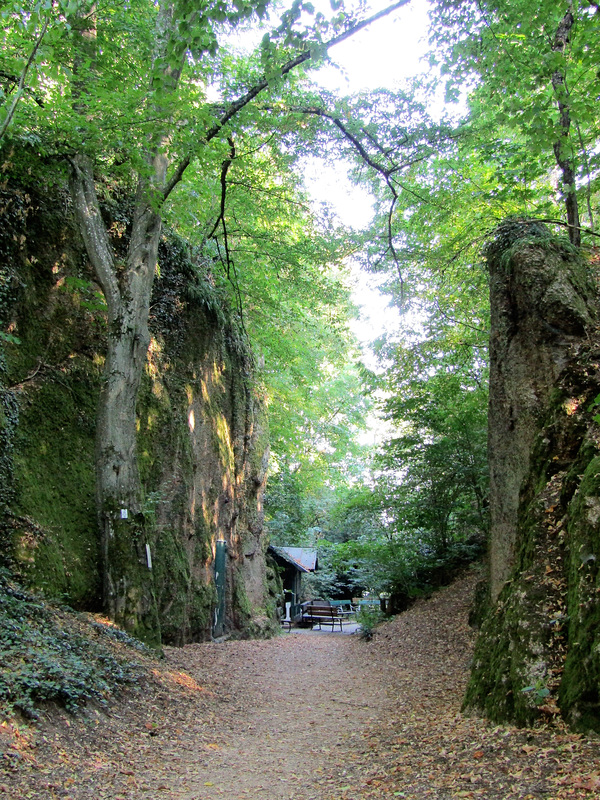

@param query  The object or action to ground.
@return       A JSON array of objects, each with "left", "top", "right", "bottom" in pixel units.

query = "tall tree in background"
[{"left": 430, "top": 0, "right": 600, "bottom": 245}]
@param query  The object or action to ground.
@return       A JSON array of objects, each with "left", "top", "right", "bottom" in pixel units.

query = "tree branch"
[
  {"left": 68, "top": 154, "right": 121, "bottom": 316},
  {"left": 207, "top": 138, "right": 247, "bottom": 331},
  {"left": 0, "top": 70, "right": 45, "bottom": 107},
  {"left": 433, "top": 298, "right": 487, "bottom": 335},
  {"left": 535, "top": 217, "right": 600, "bottom": 240},
  {"left": 276, "top": 104, "right": 449, "bottom": 298},
  {"left": 163, "top": 0, "right": 412, "bottom": 200},
  {"left": 208, "top": 137, "right": 236, "bottom": 272},
  {"left": 227, "top": 179, "right": 311, "bottom": 211},
  {"left": 0, "top": 19, "right": 48, "bottom": 143}
]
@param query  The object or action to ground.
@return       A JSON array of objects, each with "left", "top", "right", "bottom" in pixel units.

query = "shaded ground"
[{"left": 2, "top": 569, "right": 599, "bottom": 799}]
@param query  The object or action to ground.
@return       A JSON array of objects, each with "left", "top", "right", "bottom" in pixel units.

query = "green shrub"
[
  {"left": 356, "top": 605, "right": 385, "bottom": 641},
  {"left": 0, "top": 569, "right": 152, "bottom": 719}
]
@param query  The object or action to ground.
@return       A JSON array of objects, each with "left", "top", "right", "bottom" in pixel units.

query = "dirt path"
[
  {"left": 165, "top": 630, "right": 389, "bottom": 799},
  {"left": 2, "top": 570, "right": 600, "bottom": 800}
]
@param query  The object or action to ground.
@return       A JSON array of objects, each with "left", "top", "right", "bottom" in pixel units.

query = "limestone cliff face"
[
  {"left": 140, "top": 249, "right": 273, "bottom": 642},
  {"left": 487, "top": 220, "right": 596, "bottom": 600},
  {"left": 466, "top": 221, "right": 600, "bottom": 730},
  {"left": 0, "top": 182, "right": 274, "bottom": 644}
]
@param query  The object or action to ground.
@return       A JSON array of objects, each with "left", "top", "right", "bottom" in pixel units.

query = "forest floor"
[{"left": 2, "top": 568, "right": 600, "bottom": 800}]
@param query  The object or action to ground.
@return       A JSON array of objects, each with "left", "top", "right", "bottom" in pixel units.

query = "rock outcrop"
[
  {"left": 465, "top": 221, "right": 600, "bottom": 730},
  {"left": 0, "top": 181, "right": 275, "bottom": 645}
]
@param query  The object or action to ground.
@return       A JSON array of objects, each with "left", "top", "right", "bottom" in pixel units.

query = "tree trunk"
[
  {"left": 66, "top": 0, "right": 184, "bottom": 643},
  {"left": 69, "top": 153, "right": 162, "bottom": 642},
  {"left": 552, "top": 8, "right": 580, "bottom": 247}
]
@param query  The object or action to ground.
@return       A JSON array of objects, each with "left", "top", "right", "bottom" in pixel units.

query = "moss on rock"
[
  {"left": 12, "top": 372, "right": 101, "bottom": 607},
  {"left": 0, "top": 178, "right": 274, "bottom": 646},
  {"left": 560, "top": 454, "right": 600, "bottom": 730},
  {"left": 466, "top": 320, "right": 600, "bottom": 731}
]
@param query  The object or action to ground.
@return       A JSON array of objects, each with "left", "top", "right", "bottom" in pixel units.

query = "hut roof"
[{"left": 269, "top": 545, "right": 318, "bottom": 572}]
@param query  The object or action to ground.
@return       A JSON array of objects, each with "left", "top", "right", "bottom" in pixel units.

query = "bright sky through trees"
[
  {"left": 308, "top": 0, "right": 432, "bottom": 354},
  {"left": 221, "top": 1, "right": 432, "bottom": 353},
  {"left": 315, "top": 0, "right": 430, "bottom": 93},
  {"left": 295, "top": 1, "right": 434, "bottom": 446}
]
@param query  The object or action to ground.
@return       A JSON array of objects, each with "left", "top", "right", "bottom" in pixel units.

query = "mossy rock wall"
[
  {"left": 141, "top": 235, "right": 272, "bottom": 642},
  {"left": 0, "top": 178, "right": 272, "bottom": 644},
  {"left": 0, "top": 181, "right": 103, "bottom": 608},
  {"left": 465, "top": 222, "right": 600, "bottom": 731},
  {"left": 486, "top": 220, "right": 596, "bottom": 600}
]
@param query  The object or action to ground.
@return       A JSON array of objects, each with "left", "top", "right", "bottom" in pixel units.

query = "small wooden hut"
[{"left": 268, "top": 545, "right": 318, "bottom": 621}]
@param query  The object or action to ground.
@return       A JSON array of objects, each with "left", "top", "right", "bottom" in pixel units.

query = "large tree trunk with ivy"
[
  {"left": 66, "top": 1, "right": 182, "bottom": 643},
  {"left": 69, "top": 154, "right": 162, "bottom": 642},
  {"left": 465, "top": 220, "right": 600, "bottom": 730}
]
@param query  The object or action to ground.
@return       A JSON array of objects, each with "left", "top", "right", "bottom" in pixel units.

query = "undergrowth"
[
  {"left": 0, "top": 569, "right": 154, "bottom": 719},
  {"left": 357, "top": 606, "right": 386, "bottom": 641}
]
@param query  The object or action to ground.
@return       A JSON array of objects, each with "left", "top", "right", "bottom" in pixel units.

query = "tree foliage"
[
  {"left": 0, "top": 0, "right": 410, "bottom": 637},
  {"left": 429, "top": 0, "right": 600, "bottom": 242},
  {"left": 287, "top": 0, "right": 600, "bottom": 607}
]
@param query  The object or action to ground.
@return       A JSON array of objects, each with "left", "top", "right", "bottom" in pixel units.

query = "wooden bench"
[{"left": 301, "top": 601, "right": 344, "bottom": 631}]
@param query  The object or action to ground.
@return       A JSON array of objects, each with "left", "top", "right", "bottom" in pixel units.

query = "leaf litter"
[{"left": 1, "top": 568, "right": 599, "bottom": 799}]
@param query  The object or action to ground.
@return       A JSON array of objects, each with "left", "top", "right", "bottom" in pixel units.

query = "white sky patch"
[
  {"left": 300, "top": 156, "right": 402, "bottom": 374},
  {"left": 302, "top": 157, "right": 374, "bottom": 229},
  {"left": 314, "top": 0, "right": 432, "bottom": 93},
  {"left": 350, "top": 266, "right": 400, "bottom": 353},
  {"left": 301, "top": 0, "right": 432, "bottom": 375}
]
